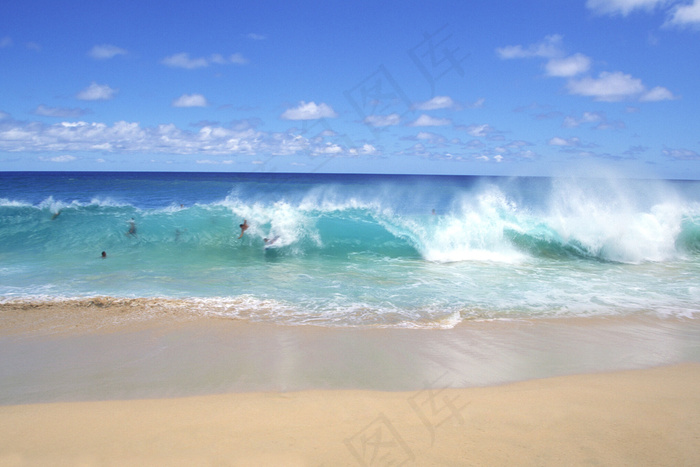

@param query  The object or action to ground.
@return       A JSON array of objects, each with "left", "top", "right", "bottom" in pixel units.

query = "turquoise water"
[{"left": 1, "top": 172, "right": 699, "bottom": 327}]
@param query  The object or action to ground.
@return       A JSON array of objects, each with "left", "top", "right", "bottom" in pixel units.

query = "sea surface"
[{"left": 1, "top": 171, "right": 699, "bottom": 328}]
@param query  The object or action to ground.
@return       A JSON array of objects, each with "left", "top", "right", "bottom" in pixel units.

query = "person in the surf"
[
  {"left": 264, "top": 236, "right": 280, "bottom": 246},
  {"left": 127, "top": 218, "right": 137, "bottom": 236},
  {"left": 238, "top": 219, "right": 248, "bottom": 238}
]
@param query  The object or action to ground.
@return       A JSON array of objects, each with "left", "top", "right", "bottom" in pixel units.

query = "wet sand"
[{"left": 1, "top": 301, "right": 700, "bottom": 464}]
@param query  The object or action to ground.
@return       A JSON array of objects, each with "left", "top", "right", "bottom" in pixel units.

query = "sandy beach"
[
  {"left": 1, "top": 364, "right": 699, "bottom": 466},
  {"left": 2, "top": 302, "right": 700, "bottom": 465}
]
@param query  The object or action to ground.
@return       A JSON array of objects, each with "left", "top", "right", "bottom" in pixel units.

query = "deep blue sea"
[{"left": 1, "top": 171, "right": 699, "bottom": 327}]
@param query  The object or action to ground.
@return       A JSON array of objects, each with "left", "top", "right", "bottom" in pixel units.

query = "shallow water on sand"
[{"left": 2, "top": 313, "right": 699, "bottom": 404}]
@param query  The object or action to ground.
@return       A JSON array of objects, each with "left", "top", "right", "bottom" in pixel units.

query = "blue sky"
[{"left": 1, "top": 0, "right": 699, "bottom": 178}]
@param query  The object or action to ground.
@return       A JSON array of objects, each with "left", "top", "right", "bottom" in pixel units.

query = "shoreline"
[
  {"left": 1, "top": 363, "right": 699, "bottom": 466},
  {"left": 2, "top": 302, "right": 700, "bottom": 404},
  {"left": 3, "top": 301, "right": 700, "bottom": 464}
]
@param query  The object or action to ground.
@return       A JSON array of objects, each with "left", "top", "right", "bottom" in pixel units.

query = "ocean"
[{"left": 1, "top": 171, "right": 699, "bottom": 328}]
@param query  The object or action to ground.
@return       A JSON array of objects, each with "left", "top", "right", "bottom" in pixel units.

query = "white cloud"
[
  {"left": 665, "top": 0, "right": 700, "bottom": 27},
  {"left": 162, "top": 52, "right": 248, "bottom": 69},
  {"left": 567, "top": 71, "right": 676, "bottom": 102},
  {"left": 460, "top": 124, "right": 494, "bottom": 138},
  {"left": 76, "top": 82, "right": 117, "bottom": 101},
  {"left": 1, "top": 36, "right": 13, "bottom": 48},
  {"left": 228, "top": 53, "right": 248, "bottom": 65},
  {"left": 33, "top": 105, "right": 88, "bottom": 118},
  {"left": 496, "top": 34, "right": 563, "bottom": 59},
  {"left": 415, "top": 96, "right": 455, "bottom": 110},
  {"left": 172, "top": 93, "right": 209, "bottom": 107},
  {"left": 39, "top": 154, "right": 76, "bottom": 162},
  {"left": 663, "top": 148, "right": 700, "bottom": 160},
  {"left": 348, "top": 143, "right": 377, "bottom": 156},
  {"left": 640, "top": 86, "right": 676, "bottom": 101},
  {"left": 567, "top": 71, "right": 645, "bottom": 101},
  {"left": 361, "top": 144, "right": 377, "bottom": 155},
  {"left": 196, "top": 159, "right": 234, "bottom": 165},
  {"left": 89, "top": 44, "right": 127, "bottom": 59},
  {"left": 410, "top": 114, "right": 451, "bottom": 127},
  {"left": 246, "top": 33, "right": 267, "bottom": 40},
  {"left": 549, "top": 136, "right": 581, "bottom": 146},
  {"left": 468, "top": 98, "right": 485, "bottom": 108},
  {"left": 545, "top": 53, "right": 591, "bottom": 77},
  {"left": 314, "top": 143, "right": 343, "bottom": 155},
  {"left": 499, "top": 34, "right": 675, "bottom": 104},
  {"left": 563, "top": 111, "right": 605, "bottom": 127},
  {"left": 364, "top": 114, "right": 400, "bottom": 127},
  {"left": 416, "top": 131, "right": 441, "bottom": 141},
  {"left": 211, "top": 53, "right": 248, "bottom": 65},
  {"left": 162, "top": 53, "right": 209, "bottom": 69},
  {"left": 586, "top": 0, "right": 668, "bottom": 16},
  {"left": 281, "top": 101, "right": 338, "bottom": 120},
  {"left": 0, "top": 119, "right": 369, "bottom": 159}
]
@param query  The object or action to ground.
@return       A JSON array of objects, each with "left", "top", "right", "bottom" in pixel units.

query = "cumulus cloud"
[
  {"left": 459, "top": 123, "right": 494, "bottom": 138},
  {"left": 88, "top": 44, "right": 127, "bottom": 59},
  {"left": 585, "top": 0, "right": 700, "bottom": 30},
  {"left": 548, "top": 136, "right": 597, "bottom": 148},
  {"left": 162, "top": 52, "right": 248, "bottom": 69},
  {"left": 33, "top": 105, "right": 89, "bottom": 118},
  {"left": 545, "top": 53, "right": 591, "bottom": 77},
  {"left": 210, "top": 52, "right": 248, "bottom": 65},
  {"left": 665, "top": 0, "right": 700, "bottom": 27},
  {"left": 409, "top": 114, "right": 451, "bottom": 127},
  {"left": 0, "top": 119, "right": 370, "bottom": 159},
  {"left": 364, "top": 114, "right": 400, "bottom": 127},
  {"left": 281, "top": 101, "right": 338, "bottom": 120},
  {"left": 496, "top": 34, "right": 563, "bottom": 59},
  {"left": 640, "top": 86, "right": 677, "bottom": 101},
  {"left": 567, "top": 71, "right": 645, "bottom": 101},
  {"left": 468, "top": 97, "right": 486, "bottom": 108},
  {"left": 162, "top": 53, "right": 209, "bottom": 69},
  {"left": 567, "top": 71, "right": 676, "bottom": 102},
  {"left": 586, "top": 0, "right": 668, "bottom": 16},
  {"left": 663, "top": 147, "right": 700, "bottom": 160},
  {"left": 39, "top": 154, "right": 76, "bottom": 163},
  {"left": 76, "top": 82, "right": 117, "bottom": 101},
  {"left": 228, "top": 53, "right": 248, "bottom": 65},
  {"left": 415, "top": 96, "right": 455, "bottom": 110},
  {"left": 499, "top": 35, "right": 675, "bottom": 103},
  {"left": 563, "top": 111, "right": 606, "bottom": 128},
  {"left": 172, "top": 93, "right": 209, "bottom": 107}
]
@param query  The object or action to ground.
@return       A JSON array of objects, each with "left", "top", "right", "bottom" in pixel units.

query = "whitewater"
[{"left": 1, "top": 171, "right": 699, "bottom": 327}]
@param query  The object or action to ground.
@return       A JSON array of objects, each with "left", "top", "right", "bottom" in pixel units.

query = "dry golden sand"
[{"left": 1, "top": 363, "right": 699, "bottom": 466}]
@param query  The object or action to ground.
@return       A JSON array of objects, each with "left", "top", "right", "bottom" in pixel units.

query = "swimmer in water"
[
  {"left": 127, "top": 218, "right": 137, "bottom": 236},
  {"left": 264, "top": 235, "right": 280, "bottom": 245},
  {"left": 238, "top": 219, "right": 248, "bottom": 239}
]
